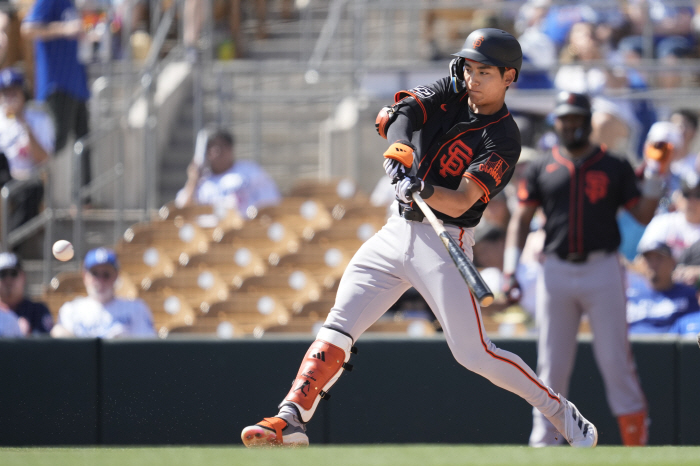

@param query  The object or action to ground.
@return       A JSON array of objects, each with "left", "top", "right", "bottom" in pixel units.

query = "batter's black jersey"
[
  {"left": 519, "top": 145, "right": 641, "bottom": 259},
  {"left": 392, "top": 77, "right": 521, "bottom": 228}
]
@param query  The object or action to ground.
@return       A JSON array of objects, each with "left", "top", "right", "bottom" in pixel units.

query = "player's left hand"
[
  {"left": 395, "top": 176, "right": 434, "bottom": 203},
  {"left": 383, "top": 158, "right": 408, "bottom": 182}
]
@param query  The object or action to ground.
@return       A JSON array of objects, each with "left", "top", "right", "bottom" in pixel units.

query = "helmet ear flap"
[{"left": 449, "top": 57, "right": 466, "bottom": 94}]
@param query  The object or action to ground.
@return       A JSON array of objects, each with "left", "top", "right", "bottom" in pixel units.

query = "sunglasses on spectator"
[
  {"left": 89, "top": 269, "right": 115, "bottom": 280},
  {"left": 0, "top": 269, "right": 19, "bottom": 279}
]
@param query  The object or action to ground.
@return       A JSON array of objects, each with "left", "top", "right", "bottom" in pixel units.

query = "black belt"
[
  {"left": 561, "top": 252, "right": 589, "bottom": 263},
  {"left": 557, "top": 249, "right": 614, "bottom": 264},
  {"left": 398, "top": 203, "right": 425, "bottom": 222}
]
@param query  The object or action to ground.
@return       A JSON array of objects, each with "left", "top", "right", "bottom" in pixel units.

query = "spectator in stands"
[
  {"left": 0, "top": 251, "right": 52, "bottom": 335},
  {"left": 670, "top": 306, "right": 700, "bottom": 337},
  {"left": 637, "top": 172, "right": 700, "bottom": 261},
  {"left": 51, "top": 248, "right": 155, "bottom": 338},
  {"left": 618, "top": 121, "right": 683, "bottom": 261},
  {"left": 21, "top": 0, "right": 91, "bottom": 195},
  {"left": 0, "top": 301, "right": 21, "bottom": 336},
  {"left": 554, "top": 20, "right": 649, "bottom": 162},
  {"left": 674, "top": 238, "right": 700, "bottom": 288},
  {"left": 670, "top": 109, "right": 699, "bottom": 177},
  {"left": 0, "top": 2, "right": 17, "bottom": 68},
  {"left": 175, "top": 128, "right": 280, "bottom": 218},
  {"left": 626, "top": 241, "right": 699, "bottom": 334},
  {"left": 0, "top": 67, "right": 54, "bottom": 229}
]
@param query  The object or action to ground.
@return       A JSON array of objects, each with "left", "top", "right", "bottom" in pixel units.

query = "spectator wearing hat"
[
  {"left": 51, "top": 248, "right": 155, "bottom": 338},
  {"left": 0, "top": 251, "right": 52, "bottom": 335},
  {"left": 626, "top": 241, "right": 699, "bottom": 334},
  {"left": 636, "top": 172, "right": 700, "bottom": 261},
  {"left": 0, "top": 67, "right": 54, "bottom": 229}
]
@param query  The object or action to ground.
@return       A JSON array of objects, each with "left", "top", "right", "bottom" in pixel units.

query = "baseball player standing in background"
[
  {"left": 504, "top": 92, "right": 663, "bottom": 446},
  {"left": 242, "top": 29, "right": 597, "bottom": 448}
]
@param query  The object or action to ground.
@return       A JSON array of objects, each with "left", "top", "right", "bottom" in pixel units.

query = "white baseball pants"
[
  {"left": 324, "top": 213, "right": 563, "bottom": 418},
  {"left": 530, "top": 252, "right": 647, "bottom": 445}
]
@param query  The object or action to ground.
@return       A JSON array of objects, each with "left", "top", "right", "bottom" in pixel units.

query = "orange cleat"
[{"left": 241, "top": 417, "right": 309, "bottom": 448}]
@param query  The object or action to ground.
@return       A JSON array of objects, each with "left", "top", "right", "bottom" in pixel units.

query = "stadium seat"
[
  {"left": 212, "top": 217, "right": 301, "bottom": 265},
  {"left": 260, "top": 320, "right": 325, "bottom": 335},
  {"left": 205, "top": 293, "right": 291, "bottom": 332},
  {"left": 290, "top": 296, "right": 335, "bottom": 321},
  {"left": 305, "top": 215, "right": 385, "bottom": 253},
  {"left": 366, "top": 317, "right": 437, "bottom": 336},
  {"left": 114, "top": 243, "right": 177, "bottom": 288},
  {"left": 181, "top": 243, "right": 268, "bottom": 288},
  {"left": 158, "top": 201, "right": 247, "bottom": 236},
  {"left": 287, "top": 177, "right": 369, "bottom": 210},
  {"left": 119, "top": 220, "right": 211, "bottom": 264},
  {"left": 330, "top": 202, "right": 390, "bottom": 222},
  {"left": 234, "top": 267, "right": 322, "bottom": 313},
  {"left": 274, "top": 243, "right": 351, "bottom": 290},
  {"left": 245, "top": 198, "right": 333, "bottom": 240},
  {"left": 142, "top": 267, "right": 229, "bottom": 313},
  {"left": 137, "top": 291, "right": 197, "bottom": 338}
]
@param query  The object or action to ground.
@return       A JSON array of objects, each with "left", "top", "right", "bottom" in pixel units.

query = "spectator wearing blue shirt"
[
  {"left": 0, "top": 252, "right": 53, "bottom": 335},
  {"left": 21, "top": 0, "right": 91, "bottom": 194},
  {"left": 627, "top": 242, "right": 700, "bottom": 334}
]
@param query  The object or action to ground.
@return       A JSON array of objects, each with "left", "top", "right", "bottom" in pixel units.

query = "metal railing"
[{"left": 0, "top": 0, "right": 188, "bottom": 285}]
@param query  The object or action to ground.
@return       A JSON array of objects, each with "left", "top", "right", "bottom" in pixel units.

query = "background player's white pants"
[
  {"left": 324, "top": 213, "right": 562, "bottom": 419},
  {"left": 530, "top": 252, "right": 647, "bottom": 446}
]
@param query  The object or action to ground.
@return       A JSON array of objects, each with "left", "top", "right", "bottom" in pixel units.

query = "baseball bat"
[{"left": 411, "top": 192, "right": 494, "bottom": 307}]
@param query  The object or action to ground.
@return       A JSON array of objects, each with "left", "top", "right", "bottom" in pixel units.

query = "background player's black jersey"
[
  {"left": 393, "top": 77, "right": 521, "bottom": 228},
  {"left": 519, "top": 145, "right": 641, "bottom": 259}
]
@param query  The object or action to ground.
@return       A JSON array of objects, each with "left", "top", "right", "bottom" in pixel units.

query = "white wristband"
[
  {"left": 503, "top": 246, "right": 522, "bottom": 275},
  {"left": 641, "top": 172, "right": 664, "bottom": 198}
]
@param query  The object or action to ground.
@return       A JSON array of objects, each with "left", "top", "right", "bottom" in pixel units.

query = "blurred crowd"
[{"left": 3, "top": 1, "right": 700, "bottom": 340}]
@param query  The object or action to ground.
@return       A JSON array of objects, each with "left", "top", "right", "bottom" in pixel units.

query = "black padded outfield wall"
[
  {"left": 0, "top": 337, "right": 697, "bottom": 446},
  {"left": 0, "top": 339, "right": 99, "bottom": 445}
]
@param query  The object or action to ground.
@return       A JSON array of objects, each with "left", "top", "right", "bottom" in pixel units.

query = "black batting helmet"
[
  {"left": 453, "top": 28, "right": 523, "bottom": 82},
  {"left": 553, "top": 91, "right": 592, "bottom": 117}
]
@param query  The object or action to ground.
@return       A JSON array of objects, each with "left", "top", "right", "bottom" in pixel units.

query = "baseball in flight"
[{"left": 52, "top": 240, "right": 74, "bottom": 261}]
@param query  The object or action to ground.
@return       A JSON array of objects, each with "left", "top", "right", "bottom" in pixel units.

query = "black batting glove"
[
  {"left": 502, "top": 273, "right": 522, "bottom": 304},
  {"left": 395, "top": 176, "right": 434, "bottom": 203}
]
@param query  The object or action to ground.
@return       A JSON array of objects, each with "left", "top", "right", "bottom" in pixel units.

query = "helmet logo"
[
  {"left": 567, "top": 93, "right": 576, "bottom": 104},
  {"left": 473, "top": 36, "right": 484, "bottom": 48}
]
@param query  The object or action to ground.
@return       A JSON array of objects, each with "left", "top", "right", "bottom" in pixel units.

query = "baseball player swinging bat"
[{"left": 412, "top": 192, "right": 494, "bottom": 307}]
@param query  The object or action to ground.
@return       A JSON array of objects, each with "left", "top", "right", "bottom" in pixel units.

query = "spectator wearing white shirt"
[
  {"left": 637, "top": 172, "right": 700, "bottom": 261},
  {"left": 175, "top": 129, "right": 280, "bottom": 217},
  {"left": 51, "top": 248, "right": 155, "bottom": 339},
  {"left": 0, "top": 67, "right": 55, "bottom": 229}
]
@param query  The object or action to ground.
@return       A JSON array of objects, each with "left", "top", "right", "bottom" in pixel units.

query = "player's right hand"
[{"left": 502, "top": 273, "right": 522, "bottom": 304}]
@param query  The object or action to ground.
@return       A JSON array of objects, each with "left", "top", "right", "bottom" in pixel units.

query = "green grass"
[{"left": 2, "top": 445, "right": 700, "bottom": 466}]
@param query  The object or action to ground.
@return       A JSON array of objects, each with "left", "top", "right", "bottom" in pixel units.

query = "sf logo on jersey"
[
  {"left": 439, "top": 140, "right": 473, "bottom": 177},
  {"left": 584, "top": 171, "right": 609, "bottom": 203}
]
